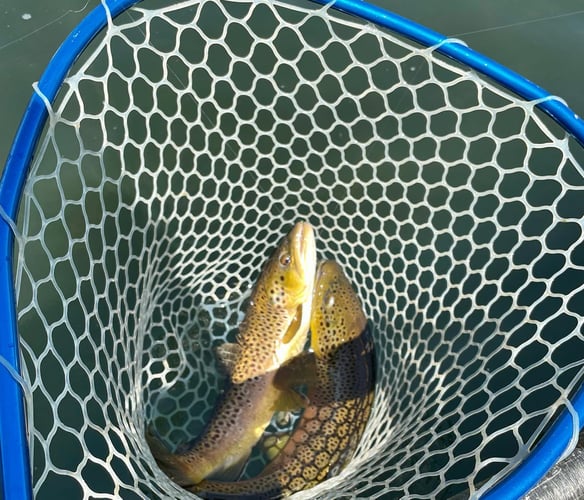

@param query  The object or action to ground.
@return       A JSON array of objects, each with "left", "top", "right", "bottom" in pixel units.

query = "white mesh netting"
[{"left": 12, "top": 0, "right": 584, "bottom": 498}]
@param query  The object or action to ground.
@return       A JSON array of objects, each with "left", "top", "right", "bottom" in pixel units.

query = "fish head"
[
  {"left": 310, "top": 260, "right": 367, "bottom": 358},
  {"left": 264, "top": 221, "right": 317, "bottom": 311},
  {"left": 232, "top": 221, "right": 317, "bottom": 382}
]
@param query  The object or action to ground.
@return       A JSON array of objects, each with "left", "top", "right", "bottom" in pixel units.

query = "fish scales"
[{"left": 231, "top": 221, "right": 317, "bottom": 384}]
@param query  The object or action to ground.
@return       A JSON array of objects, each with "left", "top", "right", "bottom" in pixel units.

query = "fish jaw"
[
  {"left": 290, "top": 221, "right": 317, "bottom": 295},
  {"left": 231, "top": 221, "right": 317, "bottom": 383}
]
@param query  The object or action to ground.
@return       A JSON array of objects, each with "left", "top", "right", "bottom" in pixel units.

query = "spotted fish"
[
  {"left": 146, "top": 222, "right": 317, "bottom": 486},
  {"left": 230, "top": 222, "right": 317, "bottom": 384},
  {"left": 192, "top": 260, "right": 376, "bottom": 498}
]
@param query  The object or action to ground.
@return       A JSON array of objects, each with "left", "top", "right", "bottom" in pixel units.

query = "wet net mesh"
[{"left": 12, "top": 0, "right": 584, "bottom": 498}]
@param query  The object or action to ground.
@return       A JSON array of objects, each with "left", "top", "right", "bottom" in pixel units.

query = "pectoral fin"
[
  {"left": 274, "top": 388, "right": 309, "bottom": 412},
  {"left": 209, "top": 450, "right": 251, "bottom": 482},
  {"left": 215, "top": 342, "right": 242, "bottom": 376}
]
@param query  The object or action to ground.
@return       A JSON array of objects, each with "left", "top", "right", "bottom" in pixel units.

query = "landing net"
[{"left": 1, "top": 0, "right": 584, "bottom": 498}]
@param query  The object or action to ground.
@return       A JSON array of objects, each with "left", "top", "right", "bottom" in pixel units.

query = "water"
[{"left": 1, "top": 0, "right": 583, "bottom": 173}]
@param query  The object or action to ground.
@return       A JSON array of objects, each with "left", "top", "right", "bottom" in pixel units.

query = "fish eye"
[{"left": 279, "top": 253, "right": 291, "bottom": 266}]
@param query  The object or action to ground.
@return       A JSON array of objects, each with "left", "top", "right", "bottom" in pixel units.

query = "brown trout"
[
  {"left": 230, "top": 222, "right": 316, "bottom": 384},
  {"left": 146, "top": 222, "right": 317, "bottom": 486},
  {"left": 192, "top": 260, "right": 376, "bottom": 499}
]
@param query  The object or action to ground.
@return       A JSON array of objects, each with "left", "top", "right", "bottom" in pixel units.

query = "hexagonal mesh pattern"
[{"left": 12, "top": 0, "right": 584, "bottom": 498}]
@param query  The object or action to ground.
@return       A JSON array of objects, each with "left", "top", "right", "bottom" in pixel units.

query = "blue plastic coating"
[
  {"left": 0, "top": 0, "right": 583, "bottom": 498},
  {"left": 0, "top": 2, "right": 142, "bottom": 498},
  {"left": 482, "top": 382, "right": 584, "bottom": 498}
]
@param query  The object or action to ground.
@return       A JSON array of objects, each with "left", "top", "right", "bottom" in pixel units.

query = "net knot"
[
  {"left": 0, "top": 355, "right": 34, "bottom": 471},
  {"left": 0, "top": 204, "right": 23, "bottom": 247},
  {"left": 32, "top": 82, "right": 57, "bottom": 127},
  {"left": 429, "top": 37, "right": 469, "bottom": 52},
  {"left": 100, "top": 0, "right": 113, "bottom": 27}
]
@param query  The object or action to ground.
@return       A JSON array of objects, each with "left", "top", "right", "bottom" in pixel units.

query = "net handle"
[
  {"left": 315, "top": 0, "right": 584, "bottom": 149},
  {"left": 0, "top": 1, "right": 142, "bottom": 498}
]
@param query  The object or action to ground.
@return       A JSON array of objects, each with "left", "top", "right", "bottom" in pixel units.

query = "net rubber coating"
[{"left": 1, "top": 0, "right": 584, "bottom": 498}]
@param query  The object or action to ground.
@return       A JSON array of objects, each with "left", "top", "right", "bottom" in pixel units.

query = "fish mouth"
[{"left": 291, "top": 221, "right": 317, "bottom": 283}]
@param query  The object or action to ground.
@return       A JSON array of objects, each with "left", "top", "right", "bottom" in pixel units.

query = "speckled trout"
[
  {"left": 146, "top": 222, "right": 317, "bottom": 486},
  {"left": 192, "top": 260, "right": 376, "bottom": 499}
]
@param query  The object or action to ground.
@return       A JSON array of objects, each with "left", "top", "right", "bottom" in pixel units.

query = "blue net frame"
[{"left": 0, "top": 0, "right": 583, "bottom": 498}]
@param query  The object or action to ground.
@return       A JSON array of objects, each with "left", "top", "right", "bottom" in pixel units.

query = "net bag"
[{"left": 1, "top": 0, "right": 584, "bottom": 498}]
